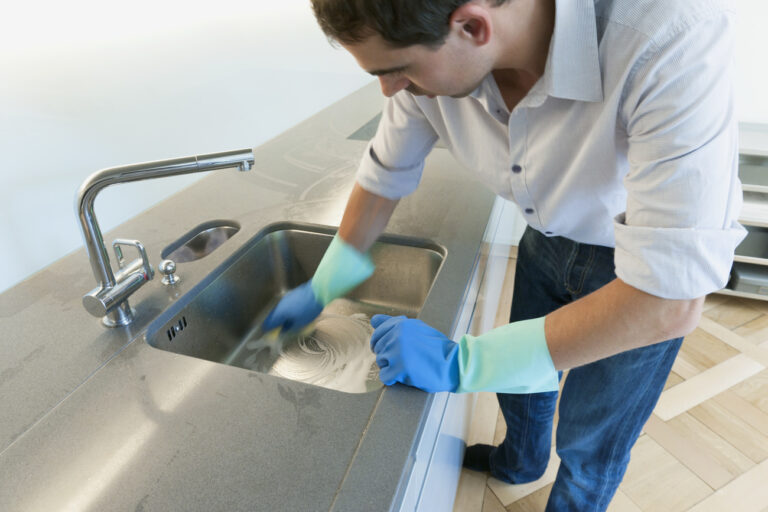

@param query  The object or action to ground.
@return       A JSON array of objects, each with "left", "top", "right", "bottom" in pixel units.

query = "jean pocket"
[{"left": 563, "top": 243, "right": 602, "bottom": 297}]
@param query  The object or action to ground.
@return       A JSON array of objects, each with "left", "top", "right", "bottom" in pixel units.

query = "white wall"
[
  {"left": 2, "top": 1, "right": 768, "bottom": 294},
  {"left": 0, "top": 1, "right": 371, "bottom": 293},
  {"left": 734, "top": 0, "right": 768, "bottom": 124}
]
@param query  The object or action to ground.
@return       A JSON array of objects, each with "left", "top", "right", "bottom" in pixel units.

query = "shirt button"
[
  {"left": 525, "top": 208, "right": 534, "bottom": 214},
  {"left": 512, "top": 164, "right": 522, "bottom": 173}
]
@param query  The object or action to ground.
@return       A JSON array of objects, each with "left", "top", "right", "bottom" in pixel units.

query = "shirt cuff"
[
  {"left": 354, "top": 141, "right": 426, "bottom": 200},
  {"left": 613, "top": 213, "right": 747, "bottom": 299}
]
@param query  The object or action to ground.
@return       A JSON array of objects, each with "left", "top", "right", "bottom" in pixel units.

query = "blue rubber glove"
[
  {"left": 369, "top": 314, "right": 460, "bottom": 392},
  {"left": 262, "top": 282, "right": 324, "bottom": 333},
  {"left": 369, "top": 314, "right": 559, "bottom": 394},
  {"left": 262, "top": 234, "right": 375, "bottom": 332}
]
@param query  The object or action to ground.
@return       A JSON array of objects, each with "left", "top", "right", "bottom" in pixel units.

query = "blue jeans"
[{"left": 489, "top": 226, "right": 683, "bottom": 510}]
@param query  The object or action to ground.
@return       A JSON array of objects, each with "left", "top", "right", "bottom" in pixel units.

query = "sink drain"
[{"left": 166, "top": 316, "right": 188, "bottom": 341}]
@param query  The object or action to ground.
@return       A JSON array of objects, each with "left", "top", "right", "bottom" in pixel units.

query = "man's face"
[{"left": 341, "top": 30, "right": 493, "bottom": 99}]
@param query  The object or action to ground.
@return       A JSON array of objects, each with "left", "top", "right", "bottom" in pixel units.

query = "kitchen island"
[{"left": 0, "top": 82, "right": 505, "bottom": 511}]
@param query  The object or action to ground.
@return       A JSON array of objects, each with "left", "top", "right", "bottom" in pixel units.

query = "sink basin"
[
  {"left": 146, "top": 222, "right": 446, "bottom": 393},
  {"left": 162, "top": 220, "right": 240, "bottom": 263}
]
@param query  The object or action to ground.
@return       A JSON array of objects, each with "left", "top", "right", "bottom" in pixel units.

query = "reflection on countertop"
[{"left": 0, "top": 82, "right": 496, "bottom": 512}]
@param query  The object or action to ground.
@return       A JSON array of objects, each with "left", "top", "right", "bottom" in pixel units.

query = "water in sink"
[
  {"left": 146, "top": 223, "right": 445, "bottom": 393},
  {"left": 222, "top": 299, "right": 383, "bottom": 393}
]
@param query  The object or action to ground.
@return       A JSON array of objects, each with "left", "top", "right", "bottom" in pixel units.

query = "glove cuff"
[
  {"left": 455, "top": 316, "right": 559, "bottom": 394},
  {"left": 310, "top": 234, "right": 375, "bottom": 305}
]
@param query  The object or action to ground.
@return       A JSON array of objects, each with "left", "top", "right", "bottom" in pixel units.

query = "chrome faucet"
[{"left": 76, "top": 149, "right": 254, "bottom": 327}]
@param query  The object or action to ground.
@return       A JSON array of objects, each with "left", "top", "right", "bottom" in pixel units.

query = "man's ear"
[{"left": 450, "top": 3, "right": 492, "bottom": 46}]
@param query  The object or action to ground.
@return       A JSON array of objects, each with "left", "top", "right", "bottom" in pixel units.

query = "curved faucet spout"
[{"left": 76, "top": 148, "right": 255, "bottom": 327}]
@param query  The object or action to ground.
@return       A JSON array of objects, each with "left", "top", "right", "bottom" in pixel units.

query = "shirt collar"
[
  {"left": 471, "top": 0, "right": 603, "bottom": 104},
  {"left": 545, "top": 0, "right": 603, "bottom": 102}
]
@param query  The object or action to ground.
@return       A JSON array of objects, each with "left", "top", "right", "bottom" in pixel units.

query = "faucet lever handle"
[{"left": 112, "top": 239, "right": 155, "bottom": 281}]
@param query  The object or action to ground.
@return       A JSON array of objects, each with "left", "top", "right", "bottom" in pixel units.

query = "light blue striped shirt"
[{"left": 356, "top": 0, "right": 746, "bottom": 300}]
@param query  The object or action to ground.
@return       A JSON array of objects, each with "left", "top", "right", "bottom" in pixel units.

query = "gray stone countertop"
[{"left": 0, "top": 82, "right": 496, "bottom": 511}]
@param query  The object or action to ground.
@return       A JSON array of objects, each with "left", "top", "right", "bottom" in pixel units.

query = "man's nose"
[{"left": 379, "top": 76, "right": 410, "bottom": 97}]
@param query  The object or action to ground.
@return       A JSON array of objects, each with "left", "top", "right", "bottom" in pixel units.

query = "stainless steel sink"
[
  {"left": 162, "top": 220, "right": 240, "bottom": 263},
  {"left": 145, "top": 222, "right": 446, "bottom": 393}
]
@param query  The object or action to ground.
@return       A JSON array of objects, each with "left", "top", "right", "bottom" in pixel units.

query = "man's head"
[
  {"left": 311, "top": 0, "right": 514, "bottom": 98},
  {"left": 312, "top": 0, "right": 509, "bottom": 48}
]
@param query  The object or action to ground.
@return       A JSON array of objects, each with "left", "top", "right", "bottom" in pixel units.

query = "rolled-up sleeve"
[
  {"left": 355, "top": 90, "right": 439, "bottom": 200},
  {"left": 615, "top": 11, "right": 746, "bottom": 299}
]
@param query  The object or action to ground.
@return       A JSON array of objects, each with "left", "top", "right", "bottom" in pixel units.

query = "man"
[{"left": 264, "top": 0, "right": 745, "bottom": 508}]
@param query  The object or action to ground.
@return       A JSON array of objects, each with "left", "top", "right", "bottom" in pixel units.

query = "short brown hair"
[{"left": 312, "top": 0, "right": 509, "bottom": 48}]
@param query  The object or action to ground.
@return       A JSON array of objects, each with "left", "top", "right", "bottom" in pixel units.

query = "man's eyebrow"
[{"left": 367, "top": 66, "right": 407, "bottom": 77}]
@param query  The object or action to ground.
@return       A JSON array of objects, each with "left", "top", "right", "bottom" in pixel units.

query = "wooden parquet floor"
[{"left": 453, "top": 249, "right": 768, "bottom": 512}]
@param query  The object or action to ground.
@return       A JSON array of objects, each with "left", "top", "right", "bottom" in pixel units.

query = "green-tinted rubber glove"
[
  {"left": 310, "top": 234, "right": 375, "bottom": 305},
  {"left": 369, "top": 314, "right": 559, "bottom": 394},
  {"left": 456, "top": 316, "right": 559, "bottom": 394},
  {"left": 263, "top": 234, "right": 375, "bottom": 333}
]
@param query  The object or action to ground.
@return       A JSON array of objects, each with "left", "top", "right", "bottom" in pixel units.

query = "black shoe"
[{"left": 462, "top": 444, "right": 494, "bottom": 473}]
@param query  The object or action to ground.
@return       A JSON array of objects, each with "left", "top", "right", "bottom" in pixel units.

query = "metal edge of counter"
[
  {"left": 394, "top": 196, "right": 509, "bottom": 512},
  {"left": 329, "top": 196, "right": 508, "bottom": 512}
]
